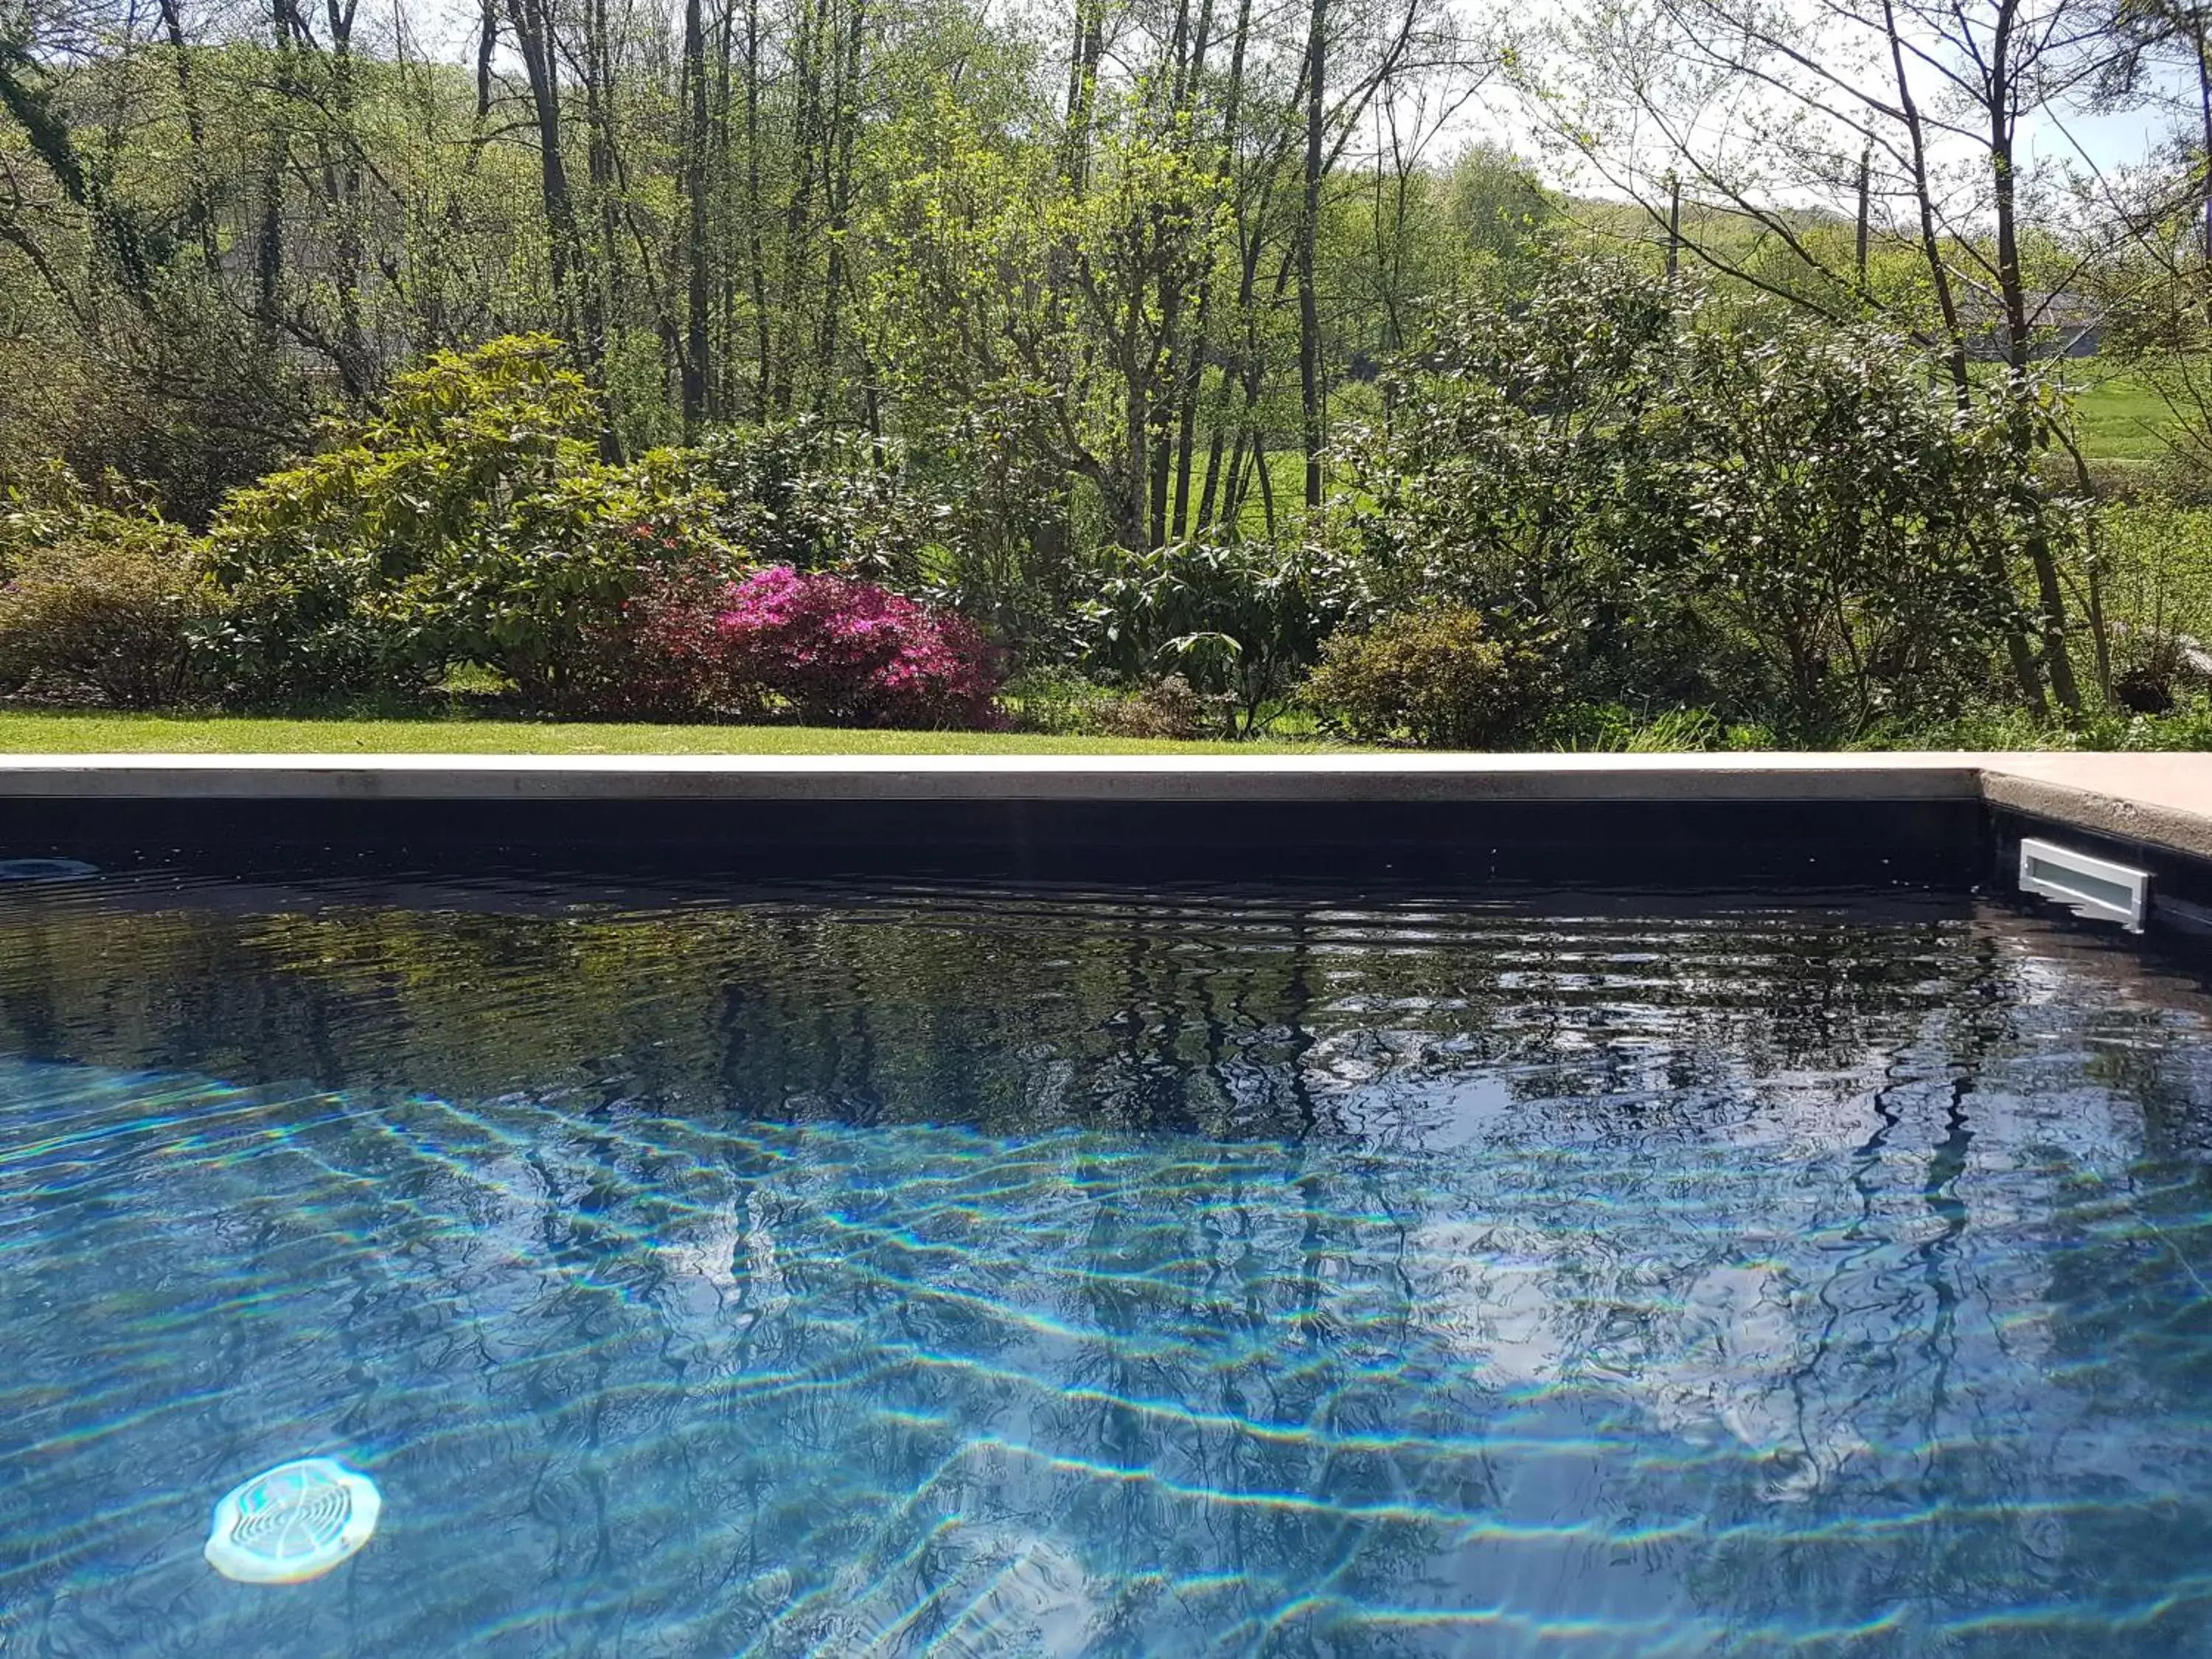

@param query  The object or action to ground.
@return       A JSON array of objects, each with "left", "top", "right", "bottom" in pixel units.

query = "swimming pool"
[{"left": 3, "top": 870, "right": 2211, "bottom": 1654}]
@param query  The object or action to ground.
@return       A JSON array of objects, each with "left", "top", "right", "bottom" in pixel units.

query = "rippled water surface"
[{"left": 4, "top": 872, "right": 2212, "bottom": 1655}]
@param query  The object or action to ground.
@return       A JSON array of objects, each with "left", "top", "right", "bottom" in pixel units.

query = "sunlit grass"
[
  {"left": 0, "top": 709, "right": 1338, "bottom": 756},
  {"left": 2062, "top": 368, "right": 2174, "bottom": 462}
]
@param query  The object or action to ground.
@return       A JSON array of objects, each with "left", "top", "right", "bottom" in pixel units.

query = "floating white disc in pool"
[{"left": 204, "top": 1458, "right": 380, "bottom": 1585}]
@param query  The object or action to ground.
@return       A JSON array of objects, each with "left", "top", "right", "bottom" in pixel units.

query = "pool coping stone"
[{"left": 0, "top": 751, "right": 2199, "bottom": 852}]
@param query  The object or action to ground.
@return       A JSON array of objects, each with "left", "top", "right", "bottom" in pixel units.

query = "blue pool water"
[{"left": 3, "top": 875, "right": 2212, "bottom": 1655}]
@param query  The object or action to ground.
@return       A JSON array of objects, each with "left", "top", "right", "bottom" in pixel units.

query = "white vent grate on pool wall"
[{"left": 2017, "top": 838, "right": 2149, "bottom": 932}]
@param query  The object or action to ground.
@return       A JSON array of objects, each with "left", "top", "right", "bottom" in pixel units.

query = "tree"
[{"left": 1525, "top": 0, "right": 2159, "bottom": 710}]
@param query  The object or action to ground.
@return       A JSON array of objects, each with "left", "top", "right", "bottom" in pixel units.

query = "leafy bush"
[
  {"left": 1004, "top": 667, "right": 1235, "bottom": 739},
  {"left": 1091, "top": 675, "right": 1234, "bottom": 740},
  {"left": 1860, "top": 699, "right": 2212, "bottom": 753},
  {"left": 675, "top": 418, "right": 945, "bottom": 584},
  {"left": 408, "top": 451, "right": 737, "bottom": 713},
  {"left": 1547, "top": 703, "right": 1776, "bottom": 753},
  {"left": 206, "top": 335, "right": 596, "bottom": 703},
  {"left": 0, "top": 518, "right": 210, "bottom": 707},
  {"left": 1344, "top": 260, "right": 2053, "bottom": 737},
  {"left": 549, "top": 557, "right": 740, "bottom": 720},
  {"left": 207, "top": 336, "right": 740, "bottom": 709},
  {"left": 1672, "top": 323, "right": 2028, "bottom": 734},
  {"left": 1004, "top": 667, "right": 1119, "bottom": 734},
  {"left": 2083, "top": 501, "right": 2212, "bottom": 712},
  {"left": 1303, "top": 607, "right": 1557, "bottom": 748},
  {"left": 714, "top": 566, "right": 1002, "bottom": 728},
  {"left": 1079, "top": 537, "right": 1352, "bottom": 728}
]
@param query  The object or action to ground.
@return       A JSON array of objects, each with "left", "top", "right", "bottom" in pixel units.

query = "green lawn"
[
  {"left": 0, "top": 709, "right": 1335, "bottom": 755},
  {"left": 2062, "top": 369, "right": 2174, "bottom": 462}
]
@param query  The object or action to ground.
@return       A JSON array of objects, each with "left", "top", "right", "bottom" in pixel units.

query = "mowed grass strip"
[{"left": 0, "top": 709, "right": 1337, "bottom": 756}]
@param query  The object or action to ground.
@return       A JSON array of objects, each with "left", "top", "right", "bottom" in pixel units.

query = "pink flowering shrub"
[{"left": 714, "top": 566, "right": 1003, "bottom": 728}]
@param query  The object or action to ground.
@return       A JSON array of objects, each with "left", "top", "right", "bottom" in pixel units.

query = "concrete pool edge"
[
  {"left": 0, "top": 749, "right": 1997, "bottom": 804},
  {"left": 0, "top": 751, "right": 2189, "bottom": 824}
]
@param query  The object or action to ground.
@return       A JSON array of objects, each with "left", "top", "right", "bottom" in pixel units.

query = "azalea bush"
[
  {"left": 551, "top": 556, "right": 737, "bottom": 720},
  {"left": 714, "top": 566, "right": 1002, "bottom": 728}
]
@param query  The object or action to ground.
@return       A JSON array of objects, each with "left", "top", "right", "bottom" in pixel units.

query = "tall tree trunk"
[
  {"left": 2193, "top": 7, "right": 2212, "bottom": 291},
  {"left": 814, "top": 0, "right": 864, "bottom": 411},
  {"left": 322, "top": 0, "right": 372, "bottom": 399},
  {"left": 507, "top": 0, "right": 597, "bottom": 374},
  {"left": 1880, "top": 0, "right": 2041, "bottom": 712},
  {"left": 256, "top": 0, "right": 295, "bottom": 332},
  {"left": 475, "top": 0, "right": 497, "bottom": 117},
  {"left": 681, "top": 0, "right": 712, "bottom": 429},
  {"left": 1988, "top": 0, "right": 2078, "bottom": 711},
  {"left": 1064, "top": 0, "right": 1105, "bottom": 195},
  {"left": 581, "top": 0, "right": 624, "bottom": 423},
  {"left": 773, "top": 0, "right": 830, "bottom": 413},
  {"left": 1168, "top": 0, "right": 1220, "bottom": 540},
  {"left": 1192, "top": 0, "right": 1253, "bottom": 533},
  {"left": 155, "top": 0, "right": 219, "bottom": 271},
  {"left": 1298, "top": 0, "right": 1326, "bottom": 510},
  {"left": 1853, "top": 147, "right": 1869, "bottom": 291},
  {"left": 744, "top": 0, "right": 769, "bottom": 411}
]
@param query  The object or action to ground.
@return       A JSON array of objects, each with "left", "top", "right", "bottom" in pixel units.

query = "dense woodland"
[{"left": 4, "top": 0, "right": 2212, "bottom": 744}]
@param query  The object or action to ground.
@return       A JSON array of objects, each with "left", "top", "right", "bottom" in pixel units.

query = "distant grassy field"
[
  {"left": 0, "top": 711, "right": 1335, "bottom": 755},
  {"left": 2057, "top": 368, "right": 2174, "bottom": 462}
]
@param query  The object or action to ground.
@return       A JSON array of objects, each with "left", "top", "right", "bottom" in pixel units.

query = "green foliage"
[
  {"left": 1860, "top": 700, "right": 2212, "bottom": 754},
  {"left": 674, "top": 418, "right": 946, "bottom": 583},
  {"left": 1304, "top": 606, "right": 1559, "bottom": 748},
  {"left": 0, "top": 504, "right": 210, "bottom": 708},
  {"left": 1078, "top": 536, "right": 1352, "bottom": 727},
  {"left": 1676, "top": 324, "right": 2029, "bottom": 733},
  {"left": 1345, "top": 260, "right": 2046, "bottom": 738},
  {"left": 2093, "top": 501, "right": 2212, "bottom": 647},
  {"left": 408, "top": 452, "right": 735, "bottom": 713},
  {"left": 1443, "top": 145, "right": 1559, "bottom": 271},
  {"left": 1547, "top": 704, "right": 1777, "bottom": 752},
  {"left": 2079, "top": 500, "right": 2212, "bottom": 712},
  {"left": 1005, "top": 667, "right": 1242, "bottom": 740},
  {"left": 205, "top": 337, "right": 739, "bottom": 709},
  {"left": 1345, "top": 260, "right": 1712, "bottom": 695}
]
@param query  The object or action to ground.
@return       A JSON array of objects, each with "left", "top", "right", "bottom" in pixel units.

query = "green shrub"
[
  {"left": 406, "top": 451, "right": 737, "bottom": 713},
  {"left": 2085, "top": 501, "right": 2212, "bottom": 706},
  {"left": 1545, "top": 703, "right": 1778, "bottom": 752},
  {"left": 1304, "top": 607, "right": 1557, "bottom": 748},
  {"left": 207, "top": 336, "right": 741, "bottom": 710},
  {"left": 1859, "top": 700, "right": 2212, "bottom": 753},
  {"left": 1005, "top": 667, "right": 1237, "bottom": 739},
  {"left": 1004, "top": 667, "right": 1119, "bottom": 734},
  {"left": 1091, "top": 675, "right": 1234, "bottom": 740},
  {"left": 1078, "top": 536, "right": 1353, "bottom": 728},
  {"left": 1343, "top": 260, "right": 2052, "bottom": 737},
  {"left": 674, "top": 417, "right": 943, "bottom": 584},
  {"left": 0, "top": 520, "right": 210, "bottom": 707},
  {"left": 206, "top": 335, "right": 598, "bottom": 703}
]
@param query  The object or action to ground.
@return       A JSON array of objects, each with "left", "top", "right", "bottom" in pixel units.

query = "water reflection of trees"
[
  {"left": 5, "top": 887, "right": 2212, "bottom": 1652},
  {"left": 0, "top": 885, "right": 2096, "bottom": 1141}
]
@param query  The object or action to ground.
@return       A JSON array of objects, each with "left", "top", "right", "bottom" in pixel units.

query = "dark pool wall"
[
  {"left": 1990, "top": 805, "right": 2212, "bottom": 944},
  {"left": 0, "top": 795, "right": 1988, "bottom": 888}
]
